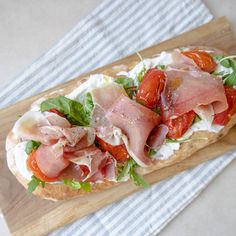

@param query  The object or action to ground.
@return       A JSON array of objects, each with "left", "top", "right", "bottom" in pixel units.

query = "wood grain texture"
[{"left": 0, "top": 17, "right": 236, "bottom": 236}]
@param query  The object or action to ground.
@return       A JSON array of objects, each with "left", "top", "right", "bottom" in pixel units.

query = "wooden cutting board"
[{"left": 1, "top": 17, "right": 236, "bottom": 236}]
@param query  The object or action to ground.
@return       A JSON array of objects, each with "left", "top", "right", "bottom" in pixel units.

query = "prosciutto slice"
[
  {"left": 106, "top": 95, "right": 160, "bottom": 166},
  {"left": 161, "top": 68, "right": 228, "bottom": 120},
  {"left": 91, "top": 84, "right": 161, "bottom": 167},
  {"left": 61, "top": 146, "right": 117, "bottom": 182},
  {"left": 13, "top": 110, "right": 97, "bottom": 179},
  {"left": 35, "top": 141, "right": 70, "bottom": 178}
]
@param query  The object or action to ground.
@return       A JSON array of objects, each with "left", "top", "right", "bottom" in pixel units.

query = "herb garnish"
[
  {"left": 165, "top": 138, "right": 192, "bottom": 143},
  {"left": 27, "top": 175, "right": 45, "bottom": 193},
  {"left": 115, "top": 76, "right": 137, "bottom": 97},
  {"left": 117, "top": 158, "right": 150, "bottom": 188},
  {"left": 148, "top": 148, "right": 157, "bottom": 157},
  {"left": 136, "top": 51, "right": 147, "bottom": 83},
  {"left": 83, "top": 92, "right": 94, "bottom": 122},
  {"left": 63, "top": 179, "right": 91, "bottom": 192},
  {"left": 25, "top": 140, "right": 41, "bottom": 155},
  {"left": 214, "top": 55, "right": 236, "bottom": 86},
  {"left": 40, "top": 95, "right": 90, "bottom": 126},
  {"left": 193, "top": 114, "right": 201, "bottom": 124},
  {"left": 156, "top": 64, "right": 166, "bottom": 70}
]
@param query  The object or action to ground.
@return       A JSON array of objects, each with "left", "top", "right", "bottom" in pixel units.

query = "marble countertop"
[{"left": 0, "top": 1, "right": 235, "bottom": 235}]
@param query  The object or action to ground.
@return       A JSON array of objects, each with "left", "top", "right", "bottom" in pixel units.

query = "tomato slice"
[
  {"left": 27, "top": 150, "right": 58, "bottom": 182},
  {"left": 96, "top": 137, "right": 129, "bottom": 163},
  {"left": 164, "top": 110, "right": 196, "bottom": 139},
  {"left": 213, "top": 86, "right": 236, "bottom": 125},
  {"left": 136, "top": 68, "right": 166, "bottom": 109},
  {"left": 48, "top": 108, "right": 65, "bottom": 117},
  {"left": 182, "top": 50, "right": 217, "bottom": 73}
]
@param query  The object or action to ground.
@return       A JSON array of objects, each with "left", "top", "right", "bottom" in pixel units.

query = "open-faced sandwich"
[{"left": 6, "top": 46, "right": 236, "bottom": 201}]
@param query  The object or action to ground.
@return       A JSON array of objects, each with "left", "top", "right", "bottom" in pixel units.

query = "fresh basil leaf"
[
  {"left": 63, "top": 179, "right": 91, "bottom": 192},
  {"left": 27, "top": 175, "right": 45, "bottom": 193},
  {"left": 224, "top": 72, "right": 236, "bottom": 86},
  {"left": 220, "top": 59, "right": 231, "bottom": 68},
  {"left": 212, "top": 71, "right": 225, "bottom": 76},
  {"left": 117, "top": 161, "right": 130, "bottom": 181},
  {"left": 83, "top": 92, "right": 94, "bottom": 122},
  {"left": 25, "top": 140, "right": 41, "bottom": 155},
  {"left": 40, "top": 96, "right": 89, "bottom": 126},
  {"left": 115, "top": 76, "right": 134, "bottom": 88},
  {"left": 213, "top": 55, "right": 224, "bottom": 62},
  {"left": 230, "top": 58, "right": 236, "bottom": 71},
  {"left": 148, "top": 148, "right": 157, "bottom": 157}
]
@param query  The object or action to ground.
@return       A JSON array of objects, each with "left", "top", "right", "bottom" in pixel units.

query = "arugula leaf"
[
  {"left": 137, "top": 66, "right": 147, "bottom": 83},
  {"left": 80, "top": 182, "right": 91, "bottom": 192},
  {"left": 27, "top": 175, "right": 45, "bottom": 193},
  {"left": 193, "top": 114, "right": 201, "bottom": 124},
  {"left": 117, "top": 158, "right": 150, "bottom": 188},
  {"left": 115, "top": 76, "right": 134, "bottom": 88},
  {"left": 117, "top": 161, "right": 129, "bottom": 181},
  {"left": 115, "top": 76, "right": 137, "bottom": 98},
  {"left": 63, "top": 179, "right": 91, "bottom": 192},
  {"left": 148, "top": 148, "right": 157, "bottom": 156},
  {"left": 40, "top": 96, "right": 89, "bottom": 126},
  {"left": 129, "top": 165, "right": 150, "bottom": 188},
  {"left": 165, "top": 138, "right": 192, "bottom": 143},
  {"left": 156, "top": 64, "right": 166, "bottom": 70},
  {"left": 25, "top": 140, "right": 41, "bottom": 155}
]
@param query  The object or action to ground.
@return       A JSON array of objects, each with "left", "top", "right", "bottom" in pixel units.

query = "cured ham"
[
  {"left": 62, "top": 146, "right": 117, "bottom": 182},
  {"left": 161, "top": 68, "right": 228, "bottom": 120},
  {"left": 13, "top": 110, "right": 97, "bottom": 178},
  {"left": 147, "top": 124, "right": 169, "bottom": 149},
  {"left": 13, "top": 111, "right": 95, "bottom": 146},
  {"left": 35, "top": 141, "right": 70, "bottom": 178},
  {"left": 106, "top": 95, "right": 161, "bottom": 166},
  {"left": 91, "top": 84, "right": 161, "bottom": 167}
]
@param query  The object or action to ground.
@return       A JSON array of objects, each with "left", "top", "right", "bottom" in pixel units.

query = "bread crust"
[{"left": 6, "top": 46, "right": 233, "bottom": 201}]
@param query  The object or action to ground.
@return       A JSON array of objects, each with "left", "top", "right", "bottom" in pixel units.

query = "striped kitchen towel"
[{"left": 1, "top": 0, "right": 235, "bottom": 235}]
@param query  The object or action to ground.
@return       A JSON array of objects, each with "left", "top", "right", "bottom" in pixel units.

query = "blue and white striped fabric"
[{"left": 1, "top": 0, "right": 235, "bottom": 235}]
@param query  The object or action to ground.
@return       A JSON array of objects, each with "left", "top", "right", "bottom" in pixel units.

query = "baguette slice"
[{"left": 6, "top": 46, "right": 235, "bottom": 201}]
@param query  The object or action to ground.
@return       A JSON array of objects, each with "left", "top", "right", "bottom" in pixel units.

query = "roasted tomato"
[
  {"left": 27, "top": 150, "right": 58, "bottom": 182},
  {"left": 182, "top": 50, "right": 217, "bottom": 73},
  {"left": 96, "top": 137, "right": 129, "bottom": 163},
  {"left": 164, "top": 110, "right": 196, "bottom": 139},
  {"left": 213, "top": 86, "right": 236, "bottom": 125},
  {"left": 48, "top": 108, "right": 65, "bottom": 117},
  {"left": 136, "top": 68, "right": 166, "bottom": 109}
]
